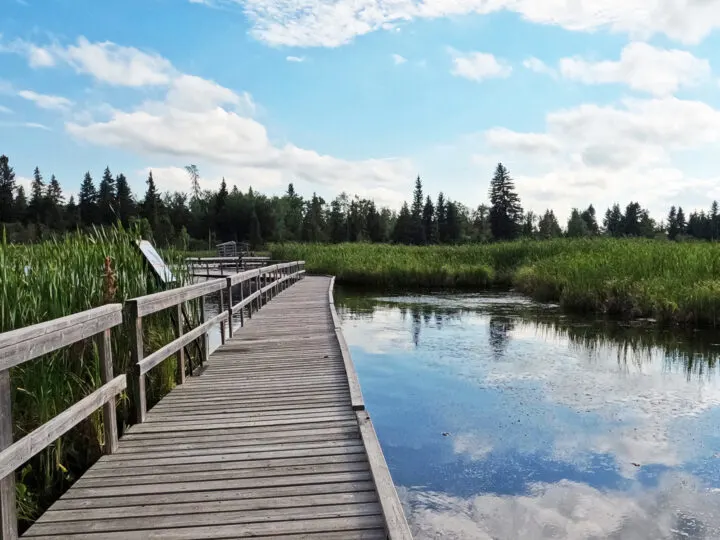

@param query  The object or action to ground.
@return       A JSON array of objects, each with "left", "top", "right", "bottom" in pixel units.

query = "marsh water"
[{"left": 333, "top": 288, "right": 720, "bottom": 540}]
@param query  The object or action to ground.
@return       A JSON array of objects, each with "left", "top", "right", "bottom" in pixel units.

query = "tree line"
[{"left": 1, "top": 155, "right": 718, "bottom": 247}]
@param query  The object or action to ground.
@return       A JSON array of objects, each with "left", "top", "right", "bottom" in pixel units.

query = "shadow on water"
[{"left": 334, "top": 287, "right": 720, "bottom": 540}]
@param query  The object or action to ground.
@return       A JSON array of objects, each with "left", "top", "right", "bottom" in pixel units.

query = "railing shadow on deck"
[{"left": 0, "top": 261, "right": 305, "bottom": 540}]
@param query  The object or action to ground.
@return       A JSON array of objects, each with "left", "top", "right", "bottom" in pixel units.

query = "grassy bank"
[
  {"left": 1, "top": 227, "right": 193, "bottom": 526},
  {"left": 271, "top": 240, "right": 720, "bottom": 325}
]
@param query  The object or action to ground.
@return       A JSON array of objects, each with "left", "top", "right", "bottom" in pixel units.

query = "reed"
[
  {"left": 1, "top": 226, "right": 192, "bottom": 526},
  {"left": 271, "top": 240, "right": 720, "bottom": 325}
]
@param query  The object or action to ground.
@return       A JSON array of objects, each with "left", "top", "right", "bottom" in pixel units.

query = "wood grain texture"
[
  {"left": 0, "top": 305, "right": 122, "bottom": 372},
  {"left": 20, "top": 274, "right": 409, "bottom": 539},
  {"left": 0, "top": 369, "right": 18, "bottom": 540},
  {"left": 129, "top": 280, "right": 225, "bottom": 318}
]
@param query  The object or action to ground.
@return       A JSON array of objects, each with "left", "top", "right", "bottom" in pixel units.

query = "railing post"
[
  {"left": 176, "top": 304, "right": 186, "bottom": 385},
  {"left": 0, "top": 369, "right": 18, "bottom": 540},
  {"left": 219, "top": 288, "right": 226, "bottom": 345},
  {"left": 96, "top": 328, "right": 119, "bottom": 455},
  {"left": 128, "top": 301, "right": 147, "bottom": 424},
  {"left": 255, "top": 274, "right": 261, "bottom": 310},
  {"left": 226, "top": 278, "right": 234, "bottom": 338},
  {"left": 199, "top": 296, "right": 209, "bottom": 366}
]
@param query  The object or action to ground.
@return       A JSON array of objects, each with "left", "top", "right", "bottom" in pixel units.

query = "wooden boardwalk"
[{"left": 17, "top": 276, "right": 410, "bottom": 539}]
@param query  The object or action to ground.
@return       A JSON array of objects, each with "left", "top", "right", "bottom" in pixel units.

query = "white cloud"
[
  {"left": 402, "top": 472, "right": 720, "bottom": 539},
  {"left": 450, "top": 50, "right": 512, "bottom": 82},
  {"left": 479, "top": 97, "right": 720, "bottom": 219},
  {"left": 207, "top": 0, "right": 720, "bottom": 47},
  {"left": 60, "top": 38, "right": 413, "bottom": 208},
  {"left": 0, "top": 105, "right": 11, "bottom": 114},
  {"left": 559, "top": 42, "right": 712, "bottom": 96},
  {"left": 523, "top": 57, "right": 556, "bottom": 77},
  {"left": 285, "top": 55, "right": 305, "bottom": 62},
  {"left": 17, "top": 90, "right": 73, "bottom": 111},
  {"left": 392, "top": 53, "right": 407, "bottom": 65},
  {"left": 0, "top": 122, "right": 50, "bottom": 131},
  {"left": 4, "top": 36, "right": 175, "bottom": 87}
]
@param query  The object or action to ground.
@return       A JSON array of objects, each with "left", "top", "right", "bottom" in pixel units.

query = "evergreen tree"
[
  {"left": 711, "top": 201, "right": 719, "bottom": 240},
  {"left": 115, "top": 174, "right": 135, "bottom": 226},
  {"left": 566, "top": 208, "right": 588, "bottom": 237},
  {"left": 366, "top": 202, "right": 383, "bottom": 242},
  {"left": 436, "top": 192, "right": 447, "bottom": 243},
  {"left": 489, "top": 163, "right": 523, "bottom": 241},
  {"left": 676, "top": 207, "right": 687, "bottom": 236},
  {"left": 622, "top": 202, "right": 643, "bottom": 236},
  {"left": 249, "top": 206, "right": 263, "bottom": 248},
  {"left": 445, "top": 201, "right": 462, "bottom": 243},
  {"left": 522, "top": 211, "right": 537, "bottom": 238},
  {"left": 142, "top": 171, "right": 160, "bottom": 229},
  {"left": 283, "top": 183, "right": 304, "bottom": 241},
  {"left": 538, "top": 210, "right": 562, "bottom": 239},
  {"left": 471, "top": 204, "right": 492, "bottom": 242},
  {"left": 603, "top": 204, "right": 624, "bottom": 237},
  {"left": 0, "top": 155, "right": 15, "bottom": 222},
  {"left": 98, "top": 166, "right": 116, "bottom": 225},
  {"left": 580, "top": 205, "right": 599, "bottom": 235},
  {"left": 29, "top": 166, "right": 45, "bottom": 224},
  {"left": 422, "top": 196, "right": 435, "bottom": 244},
  {"left": 328, "top": 193, "right": 348, "bottom": 243},
  {"left": 185, "top": 165, "right": 201, "bottom": 201},
  {"left": 65, "top": 195, "right": 79, "bottom": 230},
  {"left": 78, "top": 172, "right": 98, "bottom": 226},
  {"left": 301, "top": 194, "right": 326, "bottom": 242},
  {"left": 215, "top": 177, "right": 229, "bottom": 240},
  {"left": 45, "top": 175, "right": 64, "bottom": 228},
  {"left": 14, "top": 185, "right": 27, "bottom": 223},
  {"left": 410, "top": 176, "right": 425, "bottom": 244},
  {"left": 667, "top": 206, "right": 679, "bottom": 240},
  {"left": 393, "top": 202, "right": 413, "bottom": 244}
]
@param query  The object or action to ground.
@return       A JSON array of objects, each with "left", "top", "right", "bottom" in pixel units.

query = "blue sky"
[{"left": 2, "top": 0, "right": 720, "bottom": 219}]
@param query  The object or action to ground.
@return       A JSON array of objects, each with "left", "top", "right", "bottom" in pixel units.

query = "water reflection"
[{"left": 335, "top": 288, "right": 720, "bottom": 540}]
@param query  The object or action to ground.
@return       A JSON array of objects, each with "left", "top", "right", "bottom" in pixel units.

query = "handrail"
[
  {"left": 0, "top": 305, "right": 124, "bottom": 540},
  {"left": 126, "top": 261, "right": 306, "bottom": 423}
]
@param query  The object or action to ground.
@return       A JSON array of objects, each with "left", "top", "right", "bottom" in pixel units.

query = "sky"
[{"left": 2, "top": 0, "right": 720, "bottom": 221}]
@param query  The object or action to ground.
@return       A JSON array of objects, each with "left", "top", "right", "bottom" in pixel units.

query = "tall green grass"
[
  {"left": 271, "top": 240, "right": 720, "bottom": 325},
  {"left": 1, "top": 226, "right": 192, "bottom": 526}
]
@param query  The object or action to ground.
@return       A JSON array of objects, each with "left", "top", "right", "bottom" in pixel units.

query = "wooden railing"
[
  {"left": 0, "top": 305, "right": 125, "bottom": 540},
  {"left": 0, "top": 261, "right": 304, "bottom": 538}
]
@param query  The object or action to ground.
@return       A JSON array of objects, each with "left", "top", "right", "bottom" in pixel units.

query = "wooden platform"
[{"left": 21, "top": 276, "right": 410, "bottom": 539}]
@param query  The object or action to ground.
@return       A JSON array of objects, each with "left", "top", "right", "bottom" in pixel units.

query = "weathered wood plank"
[
  {"left": 0, "top": 305, "right": 123, "bottom": 372},
  {"left": 129, "top": 279, "right": 225, "bottom": 318},
  {"left": 0, "top": 375, "right": 126, "bottom": 482},
  {"left": 0, "top": 369, "right": 18, "bottom": 540},
  {"left": 356, "top": 410, "right": 412, "bottom": 540}
]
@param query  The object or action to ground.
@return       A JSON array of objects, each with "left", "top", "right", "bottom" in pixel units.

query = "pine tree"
[
  {"left": 29, "top": 166, "right": 45, "bottom": 224},
  {"left": 392, "top": 202, "right": 413, "bottom": 244},
  {"left": 301, "top": 194, "right": 326, "bottom": 242},
  {"left": 580, "top": 205, "right": 599, "bottom": 235},
  {"left": 366, "top": 202, "right": 383, "bottom": 242},
  {"left": 45, "top": 175, "right": 64, "bottom": 228},
  {"left": 711, "top": 201, "right": 719, "bottom": 240},
  {"left": 422, "top": 196, "right": 435, "bottom": 244},
  {"left": 566, "top": 209, "right": 588, "bottom": 238},
  {"left": 284, "top": 183, "right": 304, "bottom": 242},
  {"left": 215, "top": 177, "right": 229, "bottom": 240},
  {"left": 445, "top": 201, "right": 462, "bottom": 243},
  {"left": 142, "top": 171, "right": 160, "bottom": 230},
  {"left": 489, "top": 163, "right": 523, "bottom": 241},
  {"left": 14, "top": 186, "right": 27, "bottom": 223},
  {"left": 0, "top": 155, "right": 15, "bottom": 222},
  {"left": 538, "top": 210, "right": 562, "bottom": 239},
  {"left": 249, "top": 206, "right": 263, "bottom": 249},
  {"left": 115, "top": 174, "right": 135, "bottom": 226},
  {"left": 185, "top": 165, "right": 201, "bottom": 201},
  {"left": 410, "top": 176, "right": 425, "bottom": 244},
  {"left": 522, "top": 211, "right": 537, "bottom": 238},
  {"left": 667, "top": 206, "right": 679, "bottom": 240},
  {"left": 622, "top": 202, "right": 643, "bottom": 236},
  {"left": 676, "top": 207, "right": 687, "bottom": 236},
  {"left": 472, "top": 204, "right": 492, "bottom": 242},
  {"left": 328, "top": 194, "right": 348, "bottom": 243},
  {"left": 603, "top": 204, "right": 623, "bottom": 237},
  {"left": 78, "top": 172, "right": 98, "bottom": 226},
  {"left": 436, "top": 192, "right": 447, "bottom": 243},
  {"left": 98, "top": 166, "right": 116, "bottom": 225},
  {"left": 65, "top": 195, "right": 80, "bottom": 230}
]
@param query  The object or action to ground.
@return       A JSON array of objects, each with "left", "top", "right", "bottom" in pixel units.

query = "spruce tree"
[
  {"left": 78, "top": 172, "right": 98, "bottom": 226},
  {"left": 538, "top": 210, "right": 562, "bottom": 239},
  {"left": 98, "top": 166, "right": 116, "bottom": 225},
  {"left": 14, "top": 186, "right": 27, "bottom": 223},
  {"left": 410, "top": 176, "right": 425, "bottom": 244},
  {"left": 142, "top": 171, "right": 160, "bottom": 230},
  {"left": 0, "top": 155, "right": 16, "bottom": 222},
  {"left": 603, "top": 204, "right": 623, "bottom": 237},
  {"left": 45, "top": 175, "right": 64, "bottom": 228},
  {"left": 366, "top": 202, "right": 383, "bottom": 242},
  {"left": 422, "top": 195, "right": 435, "bottom": 244},
  {"left": 29, "top": 166, "right": 45, "bottom": 223},
  {"left": 566, "top": 209, "right": 588, "bottom": 237},
  {"left": 667, "top": 206, "right": 679, "bottom": 240},
  {"left": 489, "top": 163, "right": 523, "bottom": 241},
  {"left": 393, "top": 202, "right": 413, "bottom": 244},
  {"left": 65, "top": 195, "right": 80, "bottom": 230},
  {"left": 676, "top": 207, "right": 687, "bottom": 236},
  {"left": 445, "top": 201, "right": 462, "bottom": 243},
  {"left": 115, "top": 174, "right": 135, "bottom": 226},
  {"left": 436, "top": 192, "right": 447, "bottom": 243},
  {"left": 580, "top": 205, "right": 599, "bottom": 235}
]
